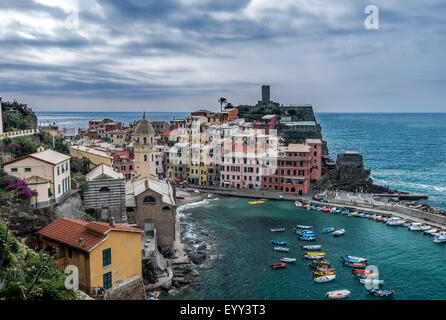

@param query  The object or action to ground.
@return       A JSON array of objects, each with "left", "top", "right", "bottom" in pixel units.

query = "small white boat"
[
  {"left": 373, "top": 215, "right": 382, "bottom": 220},
  {"left": 302, "top": 245, "right": 322, "bottom": 250},
  {"left": 326, "top": 289, "right": 350, "bottom": 299},
  {"left": 274, "top": 246, "right": 289, "bottom": 252},
  {"left": 281, "top": 257, "right": 296, "bottom": 263},
  {"left": 409, "top": 223, "right": 423, "bottom": 231},
  {"left": 424, "top": 228, "right": 438, "bottom": 234},
  {"left": 314, "top": 275, "right": 336, "bottom": 283},
  {"left": 296, "top": 225, "right": 313, "bottom": 229},
  {"left": 360, "top": 279, "right": 384, "bottom": 285},
  {"left": 295, "top": 201, "right": 303, "bottom": 207},
  {"left": 434, "top": 233, "right": 446, "bottom": 243},
  {"left": 332, "top": 228, "right": 345, "bottom": 237},
  {"left": 387, "top": 220, "right": 406, "bottom": 226},
  {"left": 348, "top": 211, "right": 358, "bottom": 217},
  {"left": 420, "top": 225, "right": 432, "bottom": 231}
]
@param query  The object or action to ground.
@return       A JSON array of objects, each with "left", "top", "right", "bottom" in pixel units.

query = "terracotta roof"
[{"left": 37, "top": 218, "right": 143, "bottom": 252}]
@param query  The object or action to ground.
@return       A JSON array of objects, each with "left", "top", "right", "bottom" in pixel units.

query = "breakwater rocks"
[{"left": 149, "top": 199, "right": 219, "bottom": 299}]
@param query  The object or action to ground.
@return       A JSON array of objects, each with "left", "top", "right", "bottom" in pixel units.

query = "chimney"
[
  {"left": 109, "top": 217, "right": 115, "bottom": 227},
  {"left": 79, "top": 238, "right": 84, "bottom": 247}
]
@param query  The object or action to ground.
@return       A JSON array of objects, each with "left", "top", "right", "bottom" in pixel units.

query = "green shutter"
[
  {"left": 103, "top": 272, "right": 112, "bottom": 289},
  {"left": 102, "top": 248, "right": 111, "bottom": 266}
]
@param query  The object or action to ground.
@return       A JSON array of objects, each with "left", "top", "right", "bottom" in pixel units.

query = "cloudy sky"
[{"left": 0, "top": 0, "right": 445, "bottom": 112}]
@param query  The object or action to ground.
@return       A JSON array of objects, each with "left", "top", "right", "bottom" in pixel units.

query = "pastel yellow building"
[
  {"left": 69, "top": 145, "right": 113, "bottom": 168},
  {"left": 37, "top": 218, "right": 143, "bottom": 296}
]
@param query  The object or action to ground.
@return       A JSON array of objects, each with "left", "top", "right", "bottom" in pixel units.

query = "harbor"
[{"left": 165, "top": 196, "right": 446, "bottom": 300}]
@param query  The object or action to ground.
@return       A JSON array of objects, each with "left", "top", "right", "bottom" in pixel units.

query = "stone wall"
[{"left": 105, "top": 276, "right": 146, "bottom": 300}]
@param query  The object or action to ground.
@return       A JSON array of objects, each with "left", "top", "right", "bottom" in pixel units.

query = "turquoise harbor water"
[{"left": 174, "top": 198, "right": 446, "bottom": 300}]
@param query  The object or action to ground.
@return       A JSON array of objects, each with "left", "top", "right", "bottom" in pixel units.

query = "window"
[
  {"left": 57, "top": 167, "right": 60, "bottom": 175},
  {"left": 25, "top": 168, "right": 31, "bottom": 172},
  {"left": 143, "top": 196, "right": 156, "bottom": 203},
  {"left": 102, "top": 248, "right": 111, "bottom": 266},
  {"left": 11, "top": 168, "right": 18, "bottom": 172},
  {"left": 99, "top": 187, "right": 110, "bottom": 192},
  {"left": 103, "top": 272, "right": 112, "bottom": 289},
  {"left": 162, "top": 206, "right": 170, "bottom": 212},
  {"left": 58, "top": 184, "right": 61, "bottom": 194}
]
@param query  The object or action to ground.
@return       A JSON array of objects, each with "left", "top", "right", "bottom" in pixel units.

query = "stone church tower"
[{"left": 133, "top": 113, "right": 157, "bottom": 180}]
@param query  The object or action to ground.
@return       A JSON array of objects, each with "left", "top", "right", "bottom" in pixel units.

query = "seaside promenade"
[{"left": 185, "top": 186, "right": 446, "bottom": 230}]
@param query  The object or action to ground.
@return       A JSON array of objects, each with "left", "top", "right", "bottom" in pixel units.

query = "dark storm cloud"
[{"left": 0, "top": 0, "right": 445, "bottom": 111}]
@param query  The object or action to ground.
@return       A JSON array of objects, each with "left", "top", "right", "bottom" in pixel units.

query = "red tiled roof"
[{"left": 37, "top": 218, "right": 143, "bottom": 252}]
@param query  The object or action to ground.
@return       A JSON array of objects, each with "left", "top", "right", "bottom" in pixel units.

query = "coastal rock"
[
  {"left": 196, "top": 243, "right": 207, "bottom": 251},
  {"left": 191, "top": 253, "right": 206, "bottom": 265},
  {"left": 191, "top": 270, "right": 199, "bottom": 276}
]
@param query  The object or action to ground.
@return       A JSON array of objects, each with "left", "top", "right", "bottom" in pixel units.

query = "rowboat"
[
  {"left": 342, "top": 210, "right": 349, "bottom": 214},
  {"left": 304, "top": 254, "right": 325, "bottom": 260},
  {"left": 322, "top": 227, "right": 335, "bottom": 233},
  {"left": 272, "top": 240, "right": 287, "bottom": 245},
  {"left": 314, "top": 270, "right": 335, "bottom": 276},
  {"left": 326, "top": 289, "right": 350, "bottom": 299},
  {"left": 306, "top": 252, "right": 326, "bottom": 256},
  {"left": 342, "top": 255, "right": 368, "bottom": 263},
  {"left": 344, "top": 261, "right": 367, "bottom": 268},
  {"left": 274, "top": 246, "right": 289, "bottom": 252},
  {"left": 249, "top": 201, "right": 265, "bottom": 205},
  {"left": 271, "top": 228, "right": 286, "bottom": 232},
  {"left": 323, "top": 207, "right": 331, "bottom": 212},
  {"left": 373, "top": 215, "right": 382, "bottom": 220},
  {"left": 295, "top": 201, "right": 303, "bottom": 207},
  {"left": 296, "top": 230, "right": 314, "bottom": 235},
  {"left": 420, "top": 225, "right": 432, "bottom": 231},
  {"left": 299, "top": 236, "right": 317, "bottom": 241},
  {"left": 332, "top": 229, "right": 345, "bottom": 237},
  {"left": 302, "top": 245, "right": 322, "bottom": 250},
  {"left": 281, "top": 258, "right": 296, "bottom": 263},
  {"left": 296, "top": 225, "right": 313, "bottom": 230},
  {"left": 314, "top": 275, "right": 336, "bottom": 283},
  {"left": 271, "top": 263, "right": 286, "bottom": 270},
  {"left": 360, "top": 279, "right": 384, "bottom": 285},
  {"left": 367, "top": 289, "right": 394, "bottom": 297}
]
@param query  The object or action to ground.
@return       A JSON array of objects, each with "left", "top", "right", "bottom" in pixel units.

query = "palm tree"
[
  {"left": 218, "top": 97, "right": 227, "bottom": 112},
  {"left": 225, "top": 102, "right": 234, "bottom": 110}
]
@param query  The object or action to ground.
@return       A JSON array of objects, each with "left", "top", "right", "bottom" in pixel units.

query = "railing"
[{"left": 0, "top": 128, "right": 40, "bottom": 140}]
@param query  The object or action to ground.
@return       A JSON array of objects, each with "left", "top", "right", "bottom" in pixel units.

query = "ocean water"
[
  {"left": 35, "top": 111, "right": 189, "bottom": 130},
  {"left": 170, "top": 198, "right": 446, "bottom": 300},
  {"left": 316, "top": 113, "right": 446, "bottom": 211}
]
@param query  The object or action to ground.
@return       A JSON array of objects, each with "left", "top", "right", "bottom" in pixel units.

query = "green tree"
[{"left": 218, "top": 97, "right": 227, "bottom": 113}]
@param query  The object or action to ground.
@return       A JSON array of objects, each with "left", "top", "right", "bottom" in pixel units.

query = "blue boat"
[
  {"left": 342, "top": 210, "right": 349, "bottom": 214},
  {"left": 341, "top": 255, "right": 368, "bottom": 263},
  {"left": 335, "top": 209, "right": 342, "bottom": 213},
  {"left": 367, "top": 289, "right": 394, "bottom": 297},
  {"left": 300, "top": 236, "right": 317, "bottom": 241},
  {"left": 322, "top": 227, "right": 335, "bottom": 233},
  {"left": 272, "top": 240, "right": 287, "bottom": 245}
]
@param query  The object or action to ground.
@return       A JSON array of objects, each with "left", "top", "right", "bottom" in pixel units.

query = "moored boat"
[
  {"left": 332, "top": 229, "right": 345, "bottom": 237},
  {"left": 302, "top": 244, "right": 322, "bottom": 250},
  {"left": 344, "top": 261, "right": 367, "bottom": 268},
  {"left": 295, "top": 201, "right": 303, "bottom": 207},
  {"left": 367, "top": 289, "right": 394, "bottom": 297},
  {"left": 272, "top": 240, "right": 287, "bottom": 245},
  {"left": 322, "top": 227, "right": 335, "bottom": 233},
  {"left": 409, "top": 223, "right": 423, "bottom": 231},
  {"left": 314, "top": 270, "right": 336, "bottom": 276},
  {"left": 300, "top": 236, "right": 317, "bottom": 241},
  {"left": 325, "top": 289, "right": 350, "bottom": 299},
  {"left": 424, "top": 228, "right": 438, "bottom": 235},
  {"left": 274, "top": 246, "right": 289, "bottom": 252},
  {"left": 420, "top": 225, "right": 432, "bottom": 231},
  {"left": 342, "top": 255, "right": 368, "bottom": 263},
  {"left": 304, "top": 254, "right": 324, "bottom": 260},
  {"left": 248, "top": 200, "right": 265, "bottom": 205},
  {"left": 314, "top": 275, "right": 336, "bottom": 283},
  {"left": 271, "top": 263, "right": 286, "bottom": 270},
  {"left": 360, "top": 279, "right": 384, "bottom": 285},
  {"left": 306, "top": 252, "right": 326, "bottom": 256},
  {"left": 271, "top": 228, "right": 286, "bottom": 232},
  {"left": 296, "top": 225, "right": 313, "bottom": 230},
  {"left": 281, "top": 257, "right": 296, "bottom": 263},
  {"left": 434, "top": 233, "right": 446, "bottom": 243}
]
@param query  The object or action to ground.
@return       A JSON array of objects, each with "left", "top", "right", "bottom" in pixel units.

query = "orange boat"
[{"left": 271, "top": 263, "right": 286, "bottom": 270}]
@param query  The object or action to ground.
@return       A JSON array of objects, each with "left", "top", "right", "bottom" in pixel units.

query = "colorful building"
[{"left": 37, "top": 218, "right": 143, "bottom": 296}]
